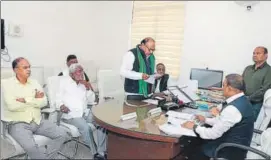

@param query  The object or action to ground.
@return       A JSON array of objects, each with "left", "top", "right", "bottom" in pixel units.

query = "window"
[{"left": 130, "top": 1, "right": 186, "bottom": 79}]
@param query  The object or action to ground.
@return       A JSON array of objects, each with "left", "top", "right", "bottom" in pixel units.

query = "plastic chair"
[
  {"left": 252, "top": 89, "right": 271, "bottom": 145},
  {"left": 214, "top": 128, "right": 271, "bottom": 160},
  {"left": 1, "top": 79, "right": 55, "bottom": 159},
  {"left": 97, "top": 69, "right": 124, "bottom": 103}
]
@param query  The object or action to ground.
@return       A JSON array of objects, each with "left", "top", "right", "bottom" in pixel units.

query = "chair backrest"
[
  {"left": 261, "top": 128, "right": 271, "bottom": 156},
  {"left": 97, "top": 69, "right": 124, "bottom": 103},
  {"left": 46, "top": 76, "right": 63, "bottom": 109},
  {"left": 263, "top": 89, "right": 271, "bottom": 117},
  {"left": 253, "top": 89, "right": 271, "bottom": 144}
]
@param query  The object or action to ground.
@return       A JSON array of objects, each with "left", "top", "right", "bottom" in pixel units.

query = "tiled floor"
[{"left": 1, "top": 137, "right": 93, "bottom": 159}]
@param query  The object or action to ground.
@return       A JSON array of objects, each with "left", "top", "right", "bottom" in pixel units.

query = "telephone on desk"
[{"left": 153, "top": 95, "right": 182, "bottom": 111}]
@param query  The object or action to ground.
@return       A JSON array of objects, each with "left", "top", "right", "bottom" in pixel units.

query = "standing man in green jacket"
[
  {"left": 120, "top": 37, "right": 156, "bottom": 100},
  {"left": 243, "top": 46, "right": 271, "bottom": 121}
]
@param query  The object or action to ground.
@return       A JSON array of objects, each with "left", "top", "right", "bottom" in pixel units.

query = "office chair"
[
  {"left": 214, "top": 128, "right": 271, "bottom": 160},
  {"left": 46, "top": 76, "right": 97, "bottom": 158},
  {"left": 97, "top": 69, "right": 124, "bottom": 103},
  {"left": 252, "top": 89, "right": 271, "bottom": 145},
  {"left": 0, "top": 79, "right": 56, "bottom": 159}
]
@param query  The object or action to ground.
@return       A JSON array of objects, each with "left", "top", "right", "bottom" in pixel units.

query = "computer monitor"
[
  {"left": 1, "top": 19, "right": 5, "bottom": 49},
  {"left": 190, "top": 68, "right": 223, "bottom": 89}
]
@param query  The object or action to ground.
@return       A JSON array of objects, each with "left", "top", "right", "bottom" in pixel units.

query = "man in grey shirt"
[{"left": 243, "top": 46, "right": 271, "bottom": 121}]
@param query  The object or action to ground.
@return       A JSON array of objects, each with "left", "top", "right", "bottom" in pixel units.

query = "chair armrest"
[
  {"left": 253, "top": 129, "right": 263, "bottom": 134},
  {"left": 1, "top": 120, "right": 10, "bottom": 138},
  {"left": 56, "top": 110, "right": 63, "bottom": 126},
  {"left": 214, "top": 143, "right": 271, "bottom": 160},
  {"left": 40, "top": 105, "right": 50, "bottom": 110},
  {"left": 41, "top": 108, "right": 56, "bottom": 113},
  {"left": 87, "top": 102, "right": 97, "bottom": 109}
]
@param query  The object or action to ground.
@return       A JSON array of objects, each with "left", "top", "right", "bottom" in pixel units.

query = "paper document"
[
  {"left": 166, "top": 111, "right": 194, "bottom": 120},
  {"left": 167, "top": 116, "right": 186, "bottom": 126},
  {"left": 144, "top": 74, "right": 162, "bottom": 84},
  {"left": 159, "top": 123, "right": 196, "bottom": 137},
  {"left": 144, "top": 75, "right": 155, "bottom": 84},
  {"left": 142, "top": 99, "right": 159, "bottom": 105}
]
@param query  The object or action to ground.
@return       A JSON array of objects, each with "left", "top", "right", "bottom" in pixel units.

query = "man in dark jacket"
[{"left": 182, "top": 74, "right": 254, "bottom": 160}]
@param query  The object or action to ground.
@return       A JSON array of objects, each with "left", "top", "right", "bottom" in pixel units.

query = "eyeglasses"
[{"left": 145, "top": 45, "right": 155, "bottom": 53}]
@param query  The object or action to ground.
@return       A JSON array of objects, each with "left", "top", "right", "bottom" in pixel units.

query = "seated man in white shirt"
[
  {"left": 58, "top": 54, "right": 93, "bottom": 90},
  {"left": 56, "top": 63, "right": 107, "bottom": 160},
  {"left": 153, "top": 63, "right": 176, "bottom": 96},
  {"left": 182, "top": 74, "right": 254, "bottom": 160}
]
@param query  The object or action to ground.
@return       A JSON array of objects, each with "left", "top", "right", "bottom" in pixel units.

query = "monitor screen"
[
  {"left": 190, "top": 68, "right": 223, "bottom": 89},
  {"left": 1, "top": 19, "right": 5, "bottom": 49}
]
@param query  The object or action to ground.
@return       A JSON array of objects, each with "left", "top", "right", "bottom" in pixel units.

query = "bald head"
[
  {"left": 139, "top": 37, "right": 156, "bottom": 56},
  {"left": 140, "top": 37, "right": 155, "bottom": 45}
]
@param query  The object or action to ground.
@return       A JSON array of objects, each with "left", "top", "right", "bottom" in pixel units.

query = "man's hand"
[
  {"left": 142, "top": 73, "right": 150, "bottom": 80},
  {"left": 79, "top": 80, "right": 93, "bottom": 91},
  {"left": 210, "top": 107, "right": 220, "bottom": 116},
  {"left": 60, "top": 105, "right": 70, "bottom": 113},
  {"left": 195, "top": 115, "right": 206, "bottom": 122},
  {"left": 35, "top": 89, "right": 44, "bottom": 98},
  {"left": 154, "top": 73, "right": 163, "bottom": 79},
  {"left": 181, "top": 121, "right": 195, "bottom": 129},
  {"left": 16, "top": 98, "right": 26, "bottom": 103}
]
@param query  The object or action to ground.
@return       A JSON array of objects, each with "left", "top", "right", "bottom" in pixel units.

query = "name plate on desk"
[
  {"left": 120, "top": 112, "right": 137, "bottom": 121},
  {"left": 148, "top": 108, "right": 162, "bottom": 117}
]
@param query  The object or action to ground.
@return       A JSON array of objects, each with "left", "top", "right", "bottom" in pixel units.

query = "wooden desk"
[{"left": 92, "top": 100, "right": 187, "bottom": 159}]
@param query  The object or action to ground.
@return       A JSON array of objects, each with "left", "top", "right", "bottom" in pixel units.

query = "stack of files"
[
  {"left": 159, "top": 111, "right": 196, "bottom": 137},
  {"left": 159, "top": 122, "right": 196, "bottom": 137}
]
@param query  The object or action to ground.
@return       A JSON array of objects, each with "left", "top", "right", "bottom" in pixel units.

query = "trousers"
[{"left": 9, "top": 119, "right": 70, "bottom": 159}]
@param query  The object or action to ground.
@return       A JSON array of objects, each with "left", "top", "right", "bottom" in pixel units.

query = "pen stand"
[{"left": 136, "top": 107, "right": 148, "bottom": 122}]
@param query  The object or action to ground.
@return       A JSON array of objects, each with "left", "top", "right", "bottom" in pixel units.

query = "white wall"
[
  {"left": 180, "top": 1, "right": 271, "bottom": 84},
  {"left": 1, "top": 1, "right": 133, "bottom": 76}
]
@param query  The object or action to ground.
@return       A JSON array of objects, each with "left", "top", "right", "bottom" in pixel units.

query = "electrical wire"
[{"left": 1, "top": 46, "right": 11, "bottom": 62}]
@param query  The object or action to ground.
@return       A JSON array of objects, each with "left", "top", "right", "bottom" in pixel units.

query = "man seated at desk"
[
  {"left": 56, "top": 63, "right": 107, "bottom": 160},
  {"left": 152, "top": 63, "right": 176, "bottom": 96},
  {"left": 182, "top": 74, "right": 254, "bottom": 160}
]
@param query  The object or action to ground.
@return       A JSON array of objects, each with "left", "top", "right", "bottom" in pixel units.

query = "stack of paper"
[
  {"left": 159, "top": 123, "right": 196, "bottom": 137},
  {"left": 167, "top": 116, "right": 186, "bottom": 126},
  {"left": 166, "top": 110, "right": 194, "bottom": 120}
]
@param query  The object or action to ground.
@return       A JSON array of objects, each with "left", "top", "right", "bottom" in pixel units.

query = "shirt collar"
[
  {"left": 13, "top": 76, "right": 32, "bottom": 84},
  {"left": 226, "top": 92, "right": 244, "bottom": 104},
  {"left": 253, "top": 61, "right": 267, "bottom": 70}
]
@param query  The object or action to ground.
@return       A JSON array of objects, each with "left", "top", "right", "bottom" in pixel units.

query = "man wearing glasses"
[
  {"left": 153, "top": 63, "right": 176, "bottom": 96},
  {"left": 120, "top": 37, "right": 157, "bottom": 100}
]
